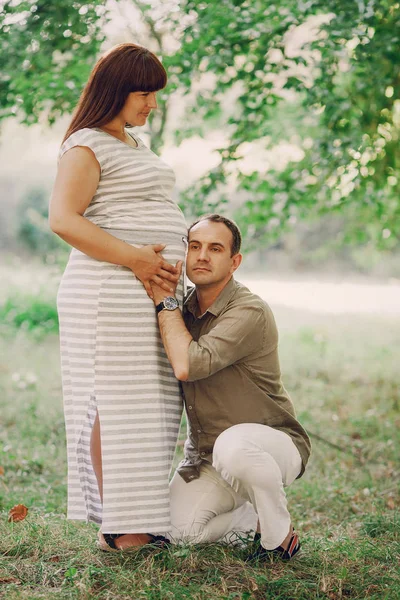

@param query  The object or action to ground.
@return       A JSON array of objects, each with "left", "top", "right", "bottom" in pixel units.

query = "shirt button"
[
  {"left": 201, "top": 452, "right": 206, "bottom": 456},
  {"left": 188, "top": 405, "right": 193, "bottom": 410},
  {"left": 197, "top": 429, "right": 201, "bottom": 433}
]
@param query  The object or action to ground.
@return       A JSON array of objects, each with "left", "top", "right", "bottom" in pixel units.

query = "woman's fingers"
[
  {"left": 175, "top": 261, "right": 183, "bottom": 278},
  {"left": 151, "top": 275, "right": 174, "bottom": 293},
  {"left": 151, "top": 243, "right": 166, "bottom": 253},
  {"left": 143, "top": 281, "right": 154, "bottom": 299},
  {"left": 158, "top": 269, "right": 180, "bottom": 283},
  {"left": 160, "top": 261, "right": 178, "bottom": 274}
]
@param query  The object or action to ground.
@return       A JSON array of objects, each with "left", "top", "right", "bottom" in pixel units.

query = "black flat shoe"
[
  {"left": 102, "top": 533, "right": 125, "bottom": 550},
  {"left": 146, "top": 534, "right": 170, "bottom": 548},
  {"left": 98, "top": 531, "right": 170, "bottom": 552}
]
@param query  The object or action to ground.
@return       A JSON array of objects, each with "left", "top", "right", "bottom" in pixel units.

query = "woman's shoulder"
[
  {"left": 62, "top": 127, "right": 102, "bottom": 147},
  {"left": 58, "top": 128, "right": 109, "bottom": 171}
]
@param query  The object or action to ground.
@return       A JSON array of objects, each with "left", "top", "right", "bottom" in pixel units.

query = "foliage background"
[{"left": 0, "top": 0, "right": 399, "bottom": 269}]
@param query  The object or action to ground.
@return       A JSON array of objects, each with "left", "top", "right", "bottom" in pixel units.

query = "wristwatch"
[{"left": 156, "top": 296, "right": 179, "bottom": 314}]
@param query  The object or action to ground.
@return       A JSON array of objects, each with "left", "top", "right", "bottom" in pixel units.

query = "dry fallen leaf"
[
  {"left": 249, "top": 578, "right": 258, "bottom": 592},
  {"left": 0, "top": 576, "right": 21, "bottom": 585},
  {"left": 0, "top": 466, "right": 4, "bottom": 476},
  {"left": 8, "top": 504, "right": 28, "bottom": 523},
  {"left": 387, "top": 497, "right": 396, "bottom": 510}
]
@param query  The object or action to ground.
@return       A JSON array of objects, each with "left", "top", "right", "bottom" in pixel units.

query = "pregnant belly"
[
  {"left": 86, "top": 200, "right": 188, "bottom": 243},
  {"left": 103, "top": 227, "right": 187, "bottom": 259}
]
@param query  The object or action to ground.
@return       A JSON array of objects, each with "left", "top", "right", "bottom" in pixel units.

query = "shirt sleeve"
[
  {"left": 187, "top": 304, "right": 266, "bottom": 381},
  {"left": 58, "top": 129, "right": 108, "bottom": 174}
]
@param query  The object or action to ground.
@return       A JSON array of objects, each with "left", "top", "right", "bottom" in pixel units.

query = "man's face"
[{"left": 186, "top": 220, "right": 241, "bottom": 288}]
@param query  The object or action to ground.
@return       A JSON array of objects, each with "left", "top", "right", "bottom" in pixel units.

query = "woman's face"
[{"left": 121, "top": 91, "right": 158, "bottom": 126}]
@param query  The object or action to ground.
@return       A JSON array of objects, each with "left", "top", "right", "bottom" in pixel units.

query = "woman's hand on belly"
[
  {"left": 128, "top": 244, "right": 180, "bottom": 299},
  {"left": 150, "top": 261, "right": 183, "bottom": 304}
]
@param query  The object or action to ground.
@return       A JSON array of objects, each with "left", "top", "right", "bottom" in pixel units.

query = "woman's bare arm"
[{"left": 49, "top": 146, "right": 178, "bottom": 297}]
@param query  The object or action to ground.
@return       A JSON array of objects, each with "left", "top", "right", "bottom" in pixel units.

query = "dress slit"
[{"left": 76, "top": 394, "right": 102, "bottom": 524}]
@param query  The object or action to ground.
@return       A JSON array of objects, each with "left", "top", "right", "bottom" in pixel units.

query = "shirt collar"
[{"left": 184, "top": 277, "right": 237, "bottom": 318}]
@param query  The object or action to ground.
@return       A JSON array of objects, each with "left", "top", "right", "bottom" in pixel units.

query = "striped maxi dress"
[{"left": 56, "top": 128, "right": 187, "bottom": 534}]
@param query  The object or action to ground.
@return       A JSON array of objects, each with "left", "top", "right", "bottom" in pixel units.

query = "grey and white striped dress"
[{"left": 57, "top": 127, "right": 187, "bottom": 534}]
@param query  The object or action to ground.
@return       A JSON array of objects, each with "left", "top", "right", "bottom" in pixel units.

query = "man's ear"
[{"left": 231, "top": 253, "right": 242, "bottom": 273}]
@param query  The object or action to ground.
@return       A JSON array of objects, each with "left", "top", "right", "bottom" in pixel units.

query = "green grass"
[{"left": 1, "top": 296, "right": 399, "bottom": 599}]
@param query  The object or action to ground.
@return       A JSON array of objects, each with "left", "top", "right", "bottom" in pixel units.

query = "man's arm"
[
  {"left": 151, "top": 267, "right": 268, "bottom": 382},
  {"left": 151, "top": 262, "right": 192, "bottom": 381},
  {"left": 185, "top": 304, "right": 266, "bottom": 381},
  {"left": 157, "top": 308, "right": 192, "bottom": 381}
]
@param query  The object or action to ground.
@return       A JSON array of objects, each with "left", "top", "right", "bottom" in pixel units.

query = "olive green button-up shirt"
[{"left": 177, "top": 277, "right": 311, "bottom": 482}]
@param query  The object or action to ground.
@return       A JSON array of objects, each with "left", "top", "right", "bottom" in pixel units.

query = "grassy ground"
[{"left": 0, "top": 278, "right": 399, "bottom": 599}]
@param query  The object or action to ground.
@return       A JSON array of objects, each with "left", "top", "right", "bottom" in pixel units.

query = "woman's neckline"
[{"left": 94, "top": 127, "right": 143, "bottom": 150}]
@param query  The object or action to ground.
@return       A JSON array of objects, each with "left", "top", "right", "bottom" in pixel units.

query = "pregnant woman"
[{"left": 49, "top": 43, "right": 187, "bottom": 551}]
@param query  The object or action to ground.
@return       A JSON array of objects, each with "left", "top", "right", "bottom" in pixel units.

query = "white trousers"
[{"left": 170, "top": 423, "right": 302, "bottom": 550}]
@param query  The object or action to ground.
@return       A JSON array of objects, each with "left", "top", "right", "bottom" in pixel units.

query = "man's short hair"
[{"left": 188, "top": 214, "right": 242, "bottom": 256}]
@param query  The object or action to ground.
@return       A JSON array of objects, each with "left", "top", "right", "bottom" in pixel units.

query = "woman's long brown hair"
[{"left": 62, "top": 43, "right": 167, "bottom": 143}]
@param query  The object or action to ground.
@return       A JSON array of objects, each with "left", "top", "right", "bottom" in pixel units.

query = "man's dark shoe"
[{"left": 245, "top": 531, "right": 301, "bottom": 562}]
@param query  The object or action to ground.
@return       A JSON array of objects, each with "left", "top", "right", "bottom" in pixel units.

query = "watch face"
[{"left": 164, "top": 296, "right": 179, "bottom": 310}]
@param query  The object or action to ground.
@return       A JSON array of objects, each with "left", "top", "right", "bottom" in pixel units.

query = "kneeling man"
[{"left": 152, "top": 214, "right": 311, "bottom": 560}]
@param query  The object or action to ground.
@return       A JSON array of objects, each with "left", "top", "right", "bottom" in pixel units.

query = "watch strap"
[{"left": 156, "top": 301, "right": 166, "bottom": 314}]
